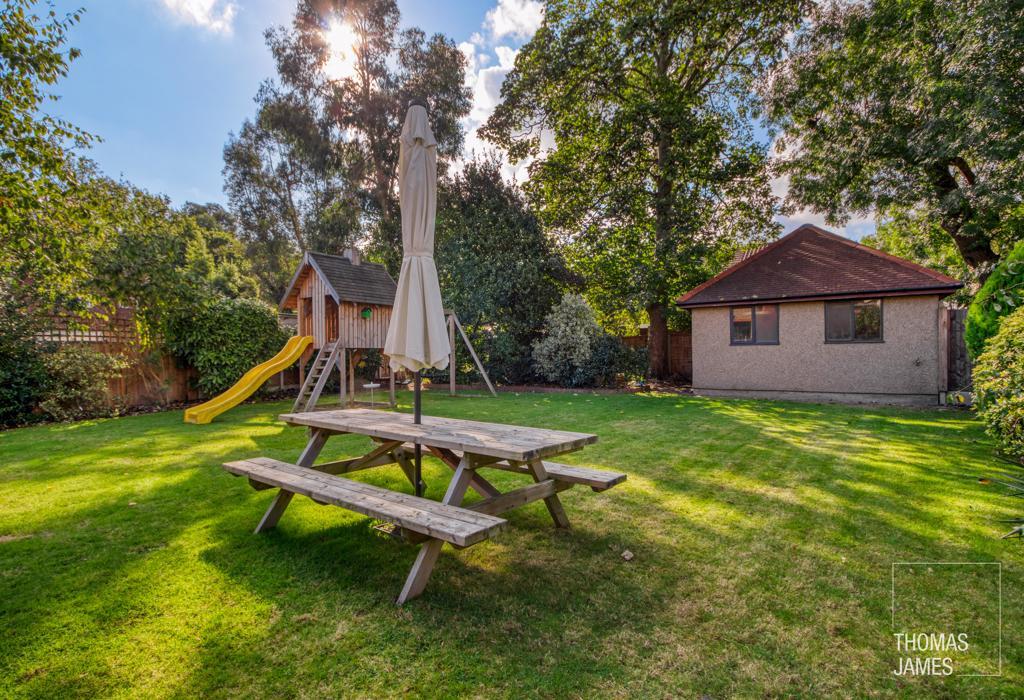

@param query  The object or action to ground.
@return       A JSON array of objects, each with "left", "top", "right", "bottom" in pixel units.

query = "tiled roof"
[
  {"left": 308, "top": 252, "right": 397, "bottom": 306},
  {"left": 677, "top": 224, "right": 962, "bottom": 308},
  {"left": 729, "top": 246, "right": 766, "bottom": 266}
]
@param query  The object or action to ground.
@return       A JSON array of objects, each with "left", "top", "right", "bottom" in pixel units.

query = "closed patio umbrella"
[{"left": 384, "top": 99, "right": 450, "bottom": 497}]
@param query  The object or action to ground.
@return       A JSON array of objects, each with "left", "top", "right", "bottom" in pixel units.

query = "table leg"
[
  {"left": 392, "top": 447, "right": 419, "bottom": 491},
  {"left": 526, "top": 458, "right": 571, "bottom": 529},
  {"left": 397, "top": 456, "right": 475, "bottom": 604},
  {"left": 427, "top": 446, "right": 500, "bottom": 498},
  {"left": 254, "top": 428, "right": 329, "bottom": 534}
]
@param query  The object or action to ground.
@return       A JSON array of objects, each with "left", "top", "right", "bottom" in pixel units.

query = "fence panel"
[
  {"left": 947, "top": 307, "right": 972, "bottom": 391},
  {"left": 621, "top": 328, "right": 692, "bottom": 381},
  {"left": 39, "top": 308, "right": 298, "bottom": 409}
]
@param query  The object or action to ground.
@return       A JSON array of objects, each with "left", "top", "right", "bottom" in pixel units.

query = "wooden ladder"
[{"left": 292, "top": 342, "right": 343, "bottom": 413}]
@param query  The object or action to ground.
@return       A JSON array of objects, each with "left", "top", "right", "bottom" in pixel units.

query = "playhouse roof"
[
  {"left": 676, "top": 224, "right": 962, "bottom": 308},
  {"left": 280, "top": 251, "right": 398, "bottom": 309}
]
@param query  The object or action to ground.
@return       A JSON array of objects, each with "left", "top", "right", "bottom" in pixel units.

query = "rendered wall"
[{"left": 690, "top": 295, "right": 943, "bottom": 404}]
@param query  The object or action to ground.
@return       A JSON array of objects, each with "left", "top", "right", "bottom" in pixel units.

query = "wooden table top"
[{"left": 278, "top": 408, "right": 598, "bottom": 462}]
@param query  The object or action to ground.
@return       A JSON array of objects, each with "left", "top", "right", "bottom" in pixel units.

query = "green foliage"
[
  {"left": 179, "top": 202, "right": 261, "bottom": 299},
  {"left": 354, "top": 349, "right": 383, "bottom": 383},
  {"left": 0, "top": 293, "right": 49, "bottom": 426},
  {"left": 966, "top": 240, "right": 1024, "bottom": 358},
  {"left": 973, "top": 306, "right": 1024, "bottom": 467},
  {"left": 483, "top": 0, "right": 799, "bottom": 375},
  {"left": 580, "top": 334, "right": 648, "bottom": 389},
  {"left": 1, "top": 1, "right": 97, "bottom": 307},
  {"left": 224, "top": 0, "right": 471, "bottom": 294},
  {"left": 436, "top": 156, "right": 566, "bottom": 384},
  {"left": 766, "top": 0, "right": 1024, "bottom": 272},
  {"left": 862, "top": 211, "right": 975, "bottom": 305},
  {"left": 476, "top": 331, "right": 537, "bottom": 387},
  {"left": 532, "top": 294, "right": 603, "bottom": 386},
  {"left": 38, "top": 345, "right": 125, "bottom": 422},
  {"left": 165, "top": 298, "right": 291, "bottom": 395},
  {"left": 66, "top": 168, "right": 261, "bottom": 344},
  {"left": 532, "top": 294, "right": 646, "bottom": 387}
]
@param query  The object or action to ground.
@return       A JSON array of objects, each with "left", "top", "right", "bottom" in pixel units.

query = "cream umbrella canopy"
[{"left": 384, "top": 100, "right": 450, "bottom": 496}]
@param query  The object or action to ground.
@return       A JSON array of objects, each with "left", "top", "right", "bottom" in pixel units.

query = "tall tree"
[
  {"left": 765, "top": 0, "right": 1024, "bottom": 275},
  {"left": 1, "top": 0, "right": 96, "bottom": 308},
  {"left": 82, "top": 172, "right": 261, "bottom": 343},
  {"left": 483, "top": 0, "right": 801, "bottom": 377},
  {"left": 223, "top": 79, "right": 360, "bottom": 301},
  {"left": 224, "top": 0, "right": 470, "bottom": 290},
  {"left": 436, "top": 156, "right": 567, "bottom": 383}
]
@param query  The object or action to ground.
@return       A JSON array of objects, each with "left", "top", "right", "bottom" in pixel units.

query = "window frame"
[
  {"left": 729, "top": 304, "right": 780, "bottom": 346},
  {"left": 823, "top": 298, "right": 885, "bottom": 344}
]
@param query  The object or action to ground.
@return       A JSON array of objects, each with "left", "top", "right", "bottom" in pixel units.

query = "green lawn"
[{"left": 1, "top": 392, "right": 1020, "bottom": 697}]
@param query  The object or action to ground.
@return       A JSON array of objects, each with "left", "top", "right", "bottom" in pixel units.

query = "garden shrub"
[
  {"left": 533, "top": 293, "right": 647, "bottom": 388},
  {"left": 580, "top": 334, "right": 648, "bottom": 388},
  {"left": 0, "top": 303, "right": 50, "bottom": 427},
  {"left": 166, "top": 297, "right": 291, "bottom": 395},
  {"left": 355, "top": 348, "right": 383, "bottom": 382},
  {"left": 973, "top": 306, "right": 1024, "bottom": 462},
  {"left": 484, "top": 329, "right": 539, "bottom": 385},
  {"left": 966, "top": 239, "right": 1024, "bottom": 358},
  {"left": 533, "top": 294, "right": 603, "bottom": 386},
  {"left": 38, "top": 346, "right": 126, "bottom": 422}
]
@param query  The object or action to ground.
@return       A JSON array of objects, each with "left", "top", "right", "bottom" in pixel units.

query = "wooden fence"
[
  {"left": 946, "top": 307, "right": 972, "bottom": 391},
  {"left": 622, "top": 328, "right": 692, "bottom": 381},
  {"left": 39, "top": 309, "right": 198, "bottom": 407},
  {"left": 40, "top": 308, "right": 298, "bottom": 409}
]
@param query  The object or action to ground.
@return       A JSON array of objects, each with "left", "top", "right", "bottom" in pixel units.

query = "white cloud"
[
  {"left": 776, "top": 211, "right": 876, "bottom": 241},
  {"left": 159, "top": 0, "right": 237, "bottom": 35},
  {"left": 454, "top": 2, "right": 551, "bottom": 181},
  {"left": 458, "top": 41, "right": 540, "bottom": 181},
  {"left": 770, "top": 170, "right": 876, "bottom": 240},
  {"left": 485, "top": 0, "right": 544, "bottom": 41}
]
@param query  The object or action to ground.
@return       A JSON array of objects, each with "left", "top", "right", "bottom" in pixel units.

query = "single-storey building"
[{"left": 676, "top": 224, "right": 963, "bottom": 406}]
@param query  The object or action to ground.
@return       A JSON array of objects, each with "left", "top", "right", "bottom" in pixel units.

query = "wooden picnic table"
[{"left": 223, "top": 408, "right": 625, "bottom": 603}]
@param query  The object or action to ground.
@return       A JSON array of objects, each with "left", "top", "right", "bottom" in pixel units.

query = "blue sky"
[
  {"left": 51, "top": 0, "right": 506, "bottom": 203},
  {"left": 49, "top": 0, "right": 874, "bottom": 237}
]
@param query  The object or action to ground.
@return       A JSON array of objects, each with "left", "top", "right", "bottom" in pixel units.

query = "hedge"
[
  {"left": 166, "top": 297, "right": 291, "bottom": 395},
  {"left": 973, "top": 306, "right": 1024, "bottom": 462},
  {"left": 966, "top": 240, "right": 1024, "bottom": 358}
]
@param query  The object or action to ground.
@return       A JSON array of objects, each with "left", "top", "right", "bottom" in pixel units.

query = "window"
[
  {"left": 730, "top": 304, "right": 779, "bottom": 345},
  {"left": 825, "top": 299, "right": 883, "bottom": 342}
]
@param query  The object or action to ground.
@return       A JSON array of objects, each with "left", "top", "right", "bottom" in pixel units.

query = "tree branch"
[{"left": 950, "top": 156, "right": 977, "bottom": 187}]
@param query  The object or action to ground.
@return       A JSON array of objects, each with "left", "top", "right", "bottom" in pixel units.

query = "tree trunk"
[
  {"left": 648, "top": 108, "right": 674, "bottom": 380},
  {"left": 647, "top": 303, "right": 670, "bottom": 378},
  {"left": 930, "top": 162, "right": 998, "bottom": 274},
  {"left": 944, "top": 220, "right": 999, "bottom": 274}
]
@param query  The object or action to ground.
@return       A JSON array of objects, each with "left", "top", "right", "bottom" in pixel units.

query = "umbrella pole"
[{"left": 414, "top": 370, "right": 422, "bottom": 496}]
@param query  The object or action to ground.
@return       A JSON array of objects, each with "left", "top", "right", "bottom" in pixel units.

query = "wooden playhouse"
[
  {"left": 280, "top": 249, "right": 398, "bottom": 408},
  {"left": 280, "top": 248, "right": 496, "bottom": 412}
]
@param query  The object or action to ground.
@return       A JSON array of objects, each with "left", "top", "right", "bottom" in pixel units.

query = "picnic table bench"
[{"left": 222, "top": 408, "right": 625, "bottom": 603}]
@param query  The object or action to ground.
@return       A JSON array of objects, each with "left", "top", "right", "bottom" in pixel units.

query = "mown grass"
[{"left": 0, "top": 391, "right": 1020, "bottom": 698}]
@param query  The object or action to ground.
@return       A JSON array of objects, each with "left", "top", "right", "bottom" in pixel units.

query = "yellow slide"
[{"left": 184, "top": 335, "right": 313, "bottom": 425}]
